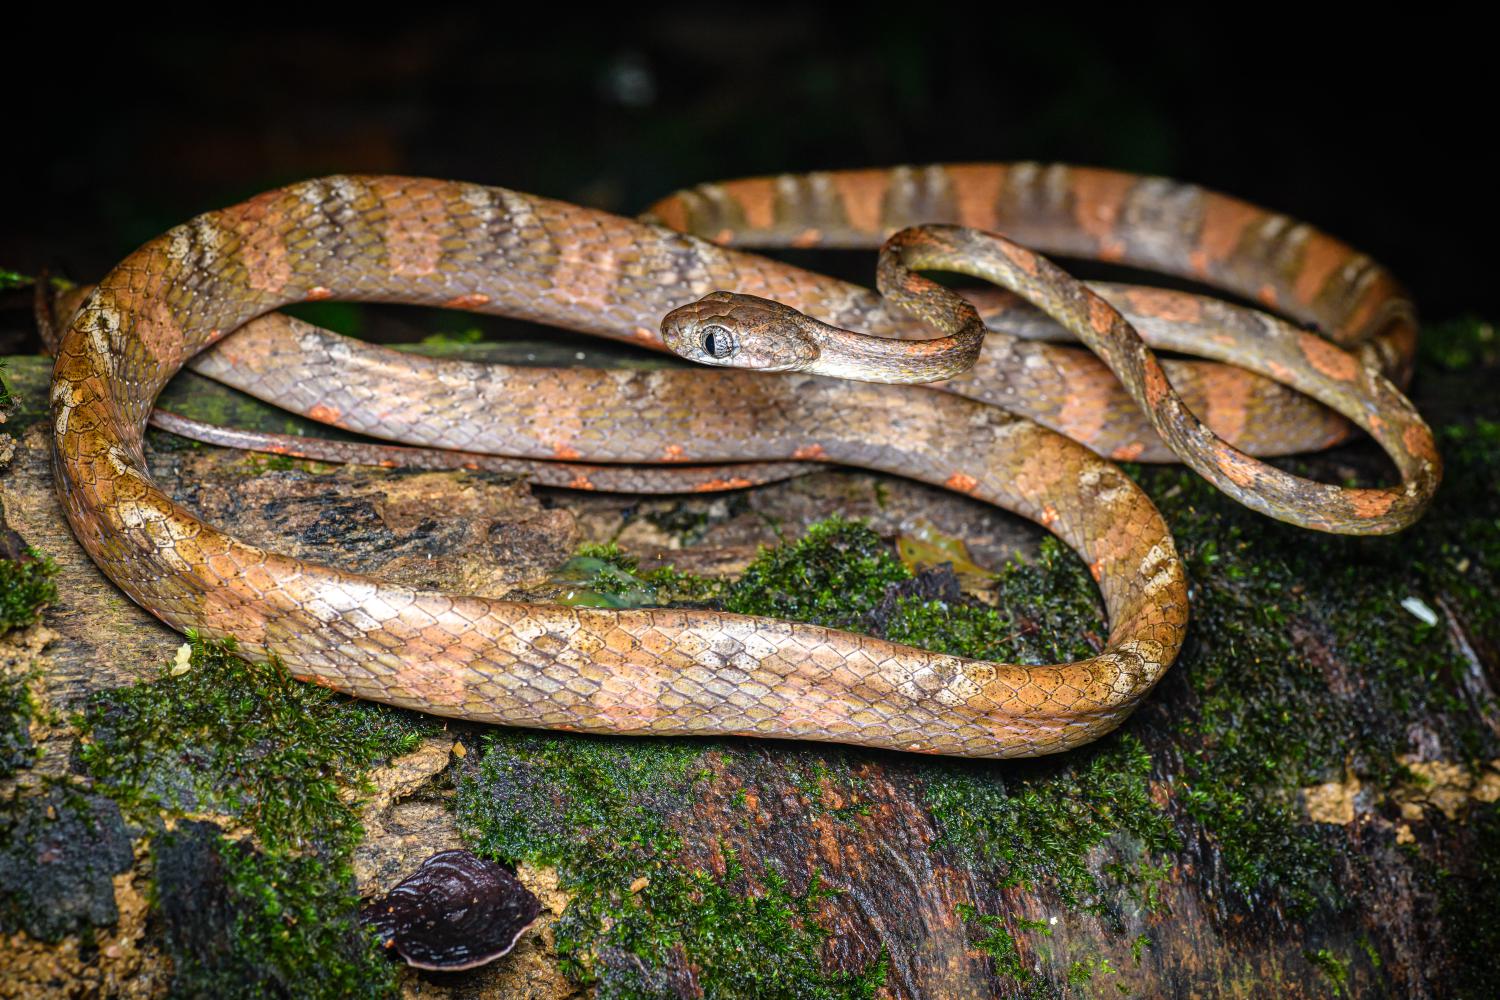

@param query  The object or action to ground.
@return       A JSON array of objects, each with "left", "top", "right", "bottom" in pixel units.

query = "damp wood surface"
[{"left": 2, "top": 326, "right": 1498, "bottom": 1000}]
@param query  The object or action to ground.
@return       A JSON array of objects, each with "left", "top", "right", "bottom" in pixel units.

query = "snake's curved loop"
[
  {"left": 52, "top": 175, "right": 1188, "bottom": 759},
  {"left": 664, "top": 225, "right": 1441, "bottom": 535}
]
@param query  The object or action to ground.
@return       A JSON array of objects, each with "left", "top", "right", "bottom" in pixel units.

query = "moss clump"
[
  {"left": 925, "top": 734, "right": 1175, "bottom": 919},
  {"left": 0, "top": 547, "right": 59, "bottom": 636},
  {"left": 77, "top": 635, "right": 428, "bottom": 998},
  {"left": 0, "top": 357, "right": 15, "bottom": 414},
  {"left": 154, "top": 821, "right": 399, "bottom": 1000},
  {"left": 456, "top": 731, "right": 886, "bottom": 999},
  {"left": 553, "top": 542, "right": 727, "bottom": 608},
  {"left": 879, "top": 535, "right": 1102, "bottom": 667},
  {"left": 955, "top": 904, "right": 1050, "bottom": 983},
  {"left": 722, "top": 516, "right": 910, "bottom": 629},
  {"left": 1419, "top": 316, "right": 1499, "bottom": 371},
  {"left": 1122, "top": 412, "right": 1500, "bottom": 914},
  {"left": 0, "top": 268, "right": 35, "bottom": 290},
  {"left": 1305, "top": 947, "right": 1351, "bottom": 997}
]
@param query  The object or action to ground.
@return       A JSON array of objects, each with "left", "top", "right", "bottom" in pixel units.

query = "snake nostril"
[{"left": 701, "top": 325, "right": 736, "bottom": 360}]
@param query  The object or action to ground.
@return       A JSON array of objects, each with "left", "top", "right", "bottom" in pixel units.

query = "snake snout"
[{"left": 661, "top": 292, "right": 820, "bottom": 372}]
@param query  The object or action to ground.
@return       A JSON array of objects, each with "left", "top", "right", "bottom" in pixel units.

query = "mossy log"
[{"left": 2, "top": 327, "right": 1497, "bottom": 1000}]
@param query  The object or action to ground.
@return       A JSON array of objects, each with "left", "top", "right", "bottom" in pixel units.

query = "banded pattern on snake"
[{"left": 49, "top": 165, "right": 1439, "bottom": 757}]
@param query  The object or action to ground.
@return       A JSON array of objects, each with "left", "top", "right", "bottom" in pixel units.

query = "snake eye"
[{"left": 701, "top": 325, "right": 736, "bottom": 360}]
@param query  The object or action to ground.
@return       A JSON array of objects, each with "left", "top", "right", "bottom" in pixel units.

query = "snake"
[{"left": 49, "top": 165, "right": 1440, "bottom": 758}]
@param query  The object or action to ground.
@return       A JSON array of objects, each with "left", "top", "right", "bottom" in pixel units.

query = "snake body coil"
[{"left": 51, "top": 166, "right": 1438, "bottom": 758}]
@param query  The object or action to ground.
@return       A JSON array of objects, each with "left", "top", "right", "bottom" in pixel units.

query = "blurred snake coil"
[{"left": 48, "top": 164, "right": 1440, "bottom": 758}]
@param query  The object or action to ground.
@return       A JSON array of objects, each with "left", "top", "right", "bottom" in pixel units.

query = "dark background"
[{"left": 3, "top": 10, "right": 1492, "bottom": 342}]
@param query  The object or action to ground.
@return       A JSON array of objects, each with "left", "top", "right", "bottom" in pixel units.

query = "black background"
[{"left": 3, "top": 10, "right": 1491, "bottom": 339}]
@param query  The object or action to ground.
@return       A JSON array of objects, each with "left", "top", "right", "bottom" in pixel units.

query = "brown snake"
[{"left": 50, "top": 166, "right": 1440, "bottom": 757}]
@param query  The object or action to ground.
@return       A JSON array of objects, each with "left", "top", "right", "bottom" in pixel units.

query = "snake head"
[{"left": 660, "top": 291, "right": 821, "bottom": 372}]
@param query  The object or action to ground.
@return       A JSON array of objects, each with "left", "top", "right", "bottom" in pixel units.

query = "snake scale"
[{"left": 50, "top": 165, "right": 1439, "bottom": 758}]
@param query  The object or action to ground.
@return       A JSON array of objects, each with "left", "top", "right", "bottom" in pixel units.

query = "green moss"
[
  {"left": 955, "top": 903, "right": 1034, "bottom": 982},
  {"left": 723, "top": 516, "right": 911, "bottom": 630},
  {"left": 456, "top": 731, "right": 885, "bottom": 998},
  {"left": 1419, "top": 316, "right": 1498, "bottom": 371},
  {"left": 881, "top": 535, "right": 1102, "bottom": 666},
  {"left": 0, "top": 358, "right": 15, "bottom": 414},
  {"left": 1066, "top": 955, "right": 1123, "bottom": 989},
  {"left": 76, "top": 635, "right": 428, "bottom": 997},
  {"left": 0, "top": 548, "right": 59, "bottom": 636},
  {"left": 552, "top": 543, "right": 727, "bottom": 609},
  {"left": 925, "top": 734, "right": 1174, "bottom": 918},
  {"left": 186, "top": 830, "right": 394, "bottom": 998},
  {"left": 0, "top": 268, "right": 36, "bottom": 291},
  {"left": 418, "top": 326, "right": 486, "bottom": 347},
  {"left": 1122, "top": 411, "right": 1500, "bottom": 914},
  {"left": 1304, "top": 947, "right": 1351, "bottom": 997}
]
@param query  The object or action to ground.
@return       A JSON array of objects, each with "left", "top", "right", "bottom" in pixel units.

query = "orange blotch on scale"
[
  {"left": 1194, "top": 194, "right": 1263, "bottom": 270},
  {"left": 305, "top": 286, "right": 334, "bottom": 301},
  {"left": 1039, "top": 505, "right": 1059, "bottom": 527},
  {"left": 1111, "top": 442, "right": 1146, "bottom": 461},
  {"left": 1297, "top": 332, "right": 1360, "bottom": 382},
  {"left": 1348, "top": 490, "right": 1398, "bottom": 518},
  {"left": 946, "top": 472, "right": 980, "bottom": 494},
  {"left": 649, "top": 197, "right": 688, "bottom": 233},
  {"left": 693, "top": 478, "right": 753, "bottom": 492},
  {"left": 725, "top": 178, "right": 776, "bottom": 230},
  {"left": 791, "top": 228, "right": 823, "bottom": 248},
  {"left": 997, "top": 239, "right": 1041, "bottom": 276},
  {"left": 569, "top": 475, "right": 596, "bottom": 490},
  {"left": 552, "top": 444, "right": 581, "bottom": 460},
  {"left": 1123, "top": 287, "right": 1204, "bottom": 324},
  {"left": 633, "top": 326, "right": 657, "bottom": 343},
  {"left": 792, "top": 443, "right": 827, "bottom": 460},
  {"left": 1293, "top": 235, "right": 1348, "bottom": 307},
  {"left": 945, "top": 164, "right": 1006, "bottom": 230},
  {"left": 1257, "top": 284, "right": 1280, "bottom": 308},
  {"left": 830, "top": 171, "right": 887, "bottom": 235},
  {"left": 661, "top": 444, "right": 688, "bottom": 462},
  {"left": 1215, "top": 445, "right": 1260, "bottom": 488},
  {"left": 1140, "top": 362, "right": 1172, "bottom": 408},
  {"left": 1098, "top": 239, "right": 1127, "bottom": 262},
  {"left": 1404, "top": 422, "right": 1440, "bottom": 464},
  {"left": 1088, "top": 560, "right": 1104, "bottom": 582},
  {"left": 444, "top": 292, "right": 492, "bottom": 309},
  {"left": 1087, "top": 296, "right": 1118, "bottom": 336},
  {"left": 307, "top": 403, "right": 342, "bottom": 424},
  {"left": 1068, "top": 168, "right": 1134, "bottom": 245}
]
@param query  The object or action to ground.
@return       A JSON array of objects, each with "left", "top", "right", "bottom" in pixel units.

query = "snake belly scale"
[{"left": 49, "top": 168, "right": 1434, "bottom": 758}]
